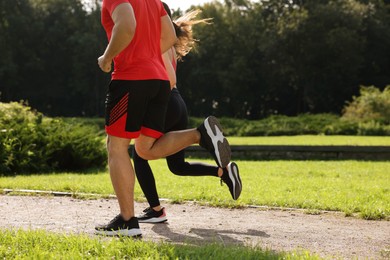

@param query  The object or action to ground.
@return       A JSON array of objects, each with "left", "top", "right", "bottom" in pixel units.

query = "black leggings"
[{"left": 133, "top": 88, "right": 219, "bottom": 208}]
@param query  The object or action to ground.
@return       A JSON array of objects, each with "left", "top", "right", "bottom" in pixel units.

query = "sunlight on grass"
[
  {"left": 0, "top": 170, "right": 114, "bottom": 195},
  {"left": 227, "top": 135, "right": 390, "bottom": 146},
  {"left": 0, "top": 229, "right": 319, "bottom": 259},
  {"left": 1, "top": 160, "right": 389, "bottom": 219}
]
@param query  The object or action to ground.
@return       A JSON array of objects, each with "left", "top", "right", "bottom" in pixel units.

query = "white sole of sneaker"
[
  {"left": 228, "top": 162, "right": 241, "bottom": 200},
  {"left": 138, "top": 216, "right": 167, "bottom": 224},
  {"left": 204, "top": 116, "right": 231, "bottom": 168},
  {"left": 95, "top": 228, "right": 142, "bottom": 237}
]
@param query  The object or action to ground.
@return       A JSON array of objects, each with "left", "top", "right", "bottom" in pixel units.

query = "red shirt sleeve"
[
  {"left": 160, "top": 1, "right": 167, "bottom": 17},
  {"left": 105, "top": 0, "right": 129, "bottom": 15}
]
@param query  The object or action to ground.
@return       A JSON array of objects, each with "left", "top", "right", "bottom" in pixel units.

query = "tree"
[
  {"left": 0, "top": 0, "right": 108, "bottom": 116},
  {"left": 1, "top": 0, "right": 389, "bottom": 118},
  {"left": 358, "top": 0, "right": 390, "bottom": 88},
  {"left": 179, "top": 0, "right": 271, "bottom": 118},
  {"left": 0, "top": 0, "right": 38, "bottom": 102},
  {"left": 262, "top": 0, "right": 368, "bottom": 114},
  {"left": 175, "top": 0, "right": 390, "bottom": 118}
]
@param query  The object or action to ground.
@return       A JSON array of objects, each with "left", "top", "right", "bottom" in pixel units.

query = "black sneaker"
[
  {"left": 197, "top": 116, "right": 231, "bottom": 168},
  {"left": 221, "top": 162, "right": 242, "bottom": 200},
  {"left": 95, "top": 214, "right": 142, "bottom": 237},
  {"left": 137, "top": 207, "right": 167, "bottom": 223}
]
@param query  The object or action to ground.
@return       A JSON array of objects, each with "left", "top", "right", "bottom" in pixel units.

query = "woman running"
[{"left": 133, "top": 3, "right": 242, "bottom": 223}]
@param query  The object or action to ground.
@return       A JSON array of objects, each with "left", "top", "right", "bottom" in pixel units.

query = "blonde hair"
[{"left": 172, "top": 10, "right": 212, "bottom": 60}]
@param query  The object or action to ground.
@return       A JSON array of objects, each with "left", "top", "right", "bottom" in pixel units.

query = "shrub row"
[
  {"left": 0, "top": 102, "right": 106, "bottom": 175},
  {"left": 188, "top": 114, "right": 390, "bottom": 136}
]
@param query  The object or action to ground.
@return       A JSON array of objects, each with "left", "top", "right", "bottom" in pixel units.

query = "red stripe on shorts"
[
  {"left": 109, "top": 93, "right": 129, "bottom": 126},
  {"left": 105, "top": 112, "right": 141, "bottom": 139},
  {"left": 141, "top": 126, "right": 164, "bottom": 139}
]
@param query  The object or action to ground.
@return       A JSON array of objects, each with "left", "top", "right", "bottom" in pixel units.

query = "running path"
[{"left": 0, "top": 195, "right": 389, "bottom": 259}]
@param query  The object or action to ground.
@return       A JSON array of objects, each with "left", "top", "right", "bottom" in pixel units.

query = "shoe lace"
[{"left": 143, "top": 207, "right": 151, "bottom": 213}]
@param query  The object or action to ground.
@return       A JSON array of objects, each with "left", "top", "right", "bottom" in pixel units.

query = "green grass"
[
  {"left": 0, "top": 160, "right": 387, "bottom": 259},
  {"left": 227, "top": 135, "right": 390, "bottom": 146},
  {"left": 0, "top": 229, "right": 319, "bottom": 259},
  {"left": 1, "top": 160, "right": 389, "bottom": 220}
]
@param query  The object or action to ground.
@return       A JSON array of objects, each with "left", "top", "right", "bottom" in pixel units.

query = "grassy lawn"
[
  {"left": 227, "top": 135, "right": 390, "bottom": 146},
  {"left": 0, "top": 229, "right": 318, "bottom": 260},
  {"left": 1, "top": 160, "right": 389, "bottom": 220},
  {"left": 1, "top": 152, "right": 388, "bottom": 259}
]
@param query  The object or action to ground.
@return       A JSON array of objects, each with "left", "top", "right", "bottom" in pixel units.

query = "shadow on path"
[{"left": 151, "top": 223, "right": 269, "bottom": 246}]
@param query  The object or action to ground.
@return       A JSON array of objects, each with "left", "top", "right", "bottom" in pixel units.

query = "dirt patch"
[{"left": 0, "top": 195, "right": 389, "bottom": 259}]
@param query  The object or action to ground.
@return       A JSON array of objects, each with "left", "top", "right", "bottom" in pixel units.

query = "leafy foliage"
[
  {"left": 0, "top": 0, "right": 109, "bottom": 116},
  {"left": 235, "top": 114, "right": 340, "bottom": 136},
  {"left": 342, "top": 85, "right": 390, "bottom": 124},
  {"left": 179, "top": 0, "right": 390, "bottom": 118},
  {"left": 192, "top": 114, "right": 362, "bottom": 136},
  {"left": 340, "top": 85, "right": 390, "bottom": 135},
  {"left": 0, "top": 102, "right": 106, "bottom": 175},
  {"left": 0, "top": 0, "right": 389, "bottom": 119}
]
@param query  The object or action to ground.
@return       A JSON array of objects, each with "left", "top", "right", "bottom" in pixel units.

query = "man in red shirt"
[{"left": 96, "top": 0, "right": 235, "bottom": 237}]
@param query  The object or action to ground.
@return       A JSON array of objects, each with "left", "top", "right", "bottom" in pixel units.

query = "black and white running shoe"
[
  {"left": 197, "top": 116, "right": 231, "bottom": 168},
  {"left": 221, "top": 162, "right": 242, "bottom": 200},
  {"left": 95, "top": 214, "right": 142, "bottom": 237},
  {"left": 137, "top": 207, "right": 167, "bottom": 223}
]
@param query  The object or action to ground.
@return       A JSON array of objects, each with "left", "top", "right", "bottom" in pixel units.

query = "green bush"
[
  {"left": 41, "top": 118, "right": 107, "bottom": 171},
  {"left": 61, "top": 117, "right": 106, "bottom": 130},
  {"left": 0, "top": 102, "right": 107, "bottom": 175},
  {"left": 323, "top": 120, "right": 358, "bottom": 135},
  {"left": 187, "top": 113, "right": 388, "bottom": 136},
  {"left": 239, "top": 114, "right": 340, "bottom": 136},
  {"left": 357, "top": 121, "right": 390, "bottom": 136},
  {"left": 342, "top": 85, "right": 390, "bottom": 124},
  {"left": 219, "top": 117, "right": 249, "bottom": 136},
  {"left": 0, "top": 102, "right": 46, "bottom": 173}
]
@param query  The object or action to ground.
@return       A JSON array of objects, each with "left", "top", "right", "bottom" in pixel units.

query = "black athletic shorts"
[{"left": 105, "top": 79, "right": 171, "bottom": 139}]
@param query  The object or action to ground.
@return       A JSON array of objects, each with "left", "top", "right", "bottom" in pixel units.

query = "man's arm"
[
  {"left": 98, "top": 3, "right": 136, "bottom": 73},
  {"left": 160, "top": 15, "right": 176, "bottom": 54}
]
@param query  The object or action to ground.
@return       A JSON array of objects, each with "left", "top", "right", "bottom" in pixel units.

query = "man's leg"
[
  {"left": 134, "top": 128, "right": 199, "bottom": 160},
  {"left": 106, "top": 135, "right": 135, "bottom": 220},
  {"left": 136, "top": 116, "right": 231, "bottom": 168},
  {"left": 95, "top": 135, "right": 141, "bottom": 237}
]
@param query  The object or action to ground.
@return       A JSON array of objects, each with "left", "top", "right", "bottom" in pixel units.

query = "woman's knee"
[
  {"left": 167, "top": 161, "right": 187, "bottom": 176},
  {"left": 132, "top": 148, "right": 148, "bottom": 163}
]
